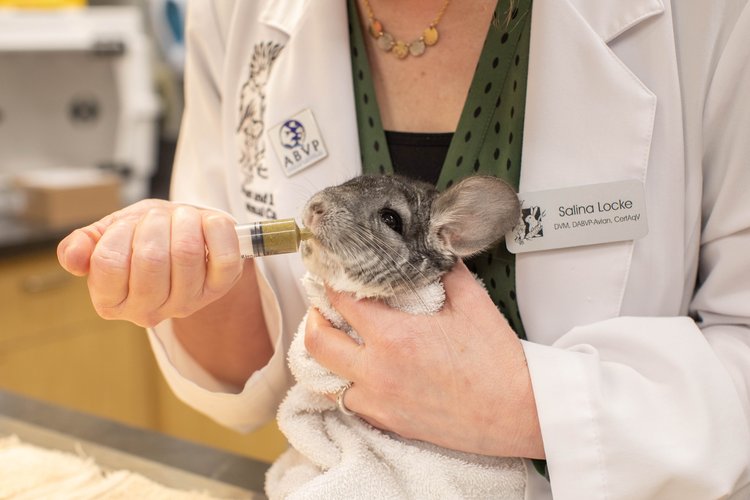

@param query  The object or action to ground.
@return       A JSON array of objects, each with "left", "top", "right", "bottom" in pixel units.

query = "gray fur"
[{"left": 301, "top": 175, "right": 520, "bottom": 298}]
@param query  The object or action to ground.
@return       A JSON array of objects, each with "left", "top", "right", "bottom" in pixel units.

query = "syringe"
[{"left": 235, "top": 218, "right": 312, "bottom": 258}]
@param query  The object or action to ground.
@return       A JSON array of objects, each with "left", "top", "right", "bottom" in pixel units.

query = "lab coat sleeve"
[
  {"left": 148, "top": 262, "right": 290, "bottom": 432},
  {"left": 146, "top": 0, "right": 292, "bottom": 432},
  {"left": 522, "top": 6, "right": 750, "bottom": 499}
]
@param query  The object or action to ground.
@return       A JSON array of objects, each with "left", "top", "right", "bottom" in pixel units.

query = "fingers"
[
  {"left": 58, "top": 230, "right": 96, "bottom": 276},
  {"left": 441, "top": 259, "right": 479, "bottom": 299},
  {"left": 87, "top": 219, "right": 136, "bottom": 317},
  {"left": 164, "top": 206, "right": 206, "bottom": 316},
  {"left": 442, "top": 261, "right": 515, "bottom": 340},
  {"left": 323, "top": 261, "right": 480, "bottom": 341},
  {"left": 324, "top": 290, "right": 404, "bottom": 343},
  {"left": 347, "top": 393, "right": 391, "bottom": 431},
  {"left": 441, "top": 260, "right": 494, "bottom": 311},
  {"left": 80, "top": 200, "right": 241, "bottom": 327},
  {"left": 304, "top": 307, "right": 363, "bottom": 382},
  {"left": 127, "top": 209, "right": 173, "bottom": 319},
  {"left": 57, "top": 200, "right": 161, "bottom": 276},
  {"left": 203, "top": 214, "right": 242, "bottom": 297},
  {"left": 331, "top": 384, "right": 391, "bottom": 431},
  {"left": 57, "top": 214, "right": 115, "bottom": 276}
]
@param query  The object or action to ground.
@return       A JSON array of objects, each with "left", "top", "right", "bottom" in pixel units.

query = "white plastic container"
[{"left": 0, "top": 6, "right": 160, "bottom": 207}]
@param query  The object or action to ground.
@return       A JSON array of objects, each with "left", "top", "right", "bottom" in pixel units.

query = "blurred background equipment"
[
  {"left": 146, "top": 0, "right": 187, "bottom": 197},
  {"left": 0, "top": 0, "right": 86, "bottom": 8},
  {"left": 15, "top": 168, "right": 121, "bottom": 230},
  {"left": 148, "top": 0, "right": 186, "bottom": 74},
  {"left": 0, "top": 1, "right": 288, "bottom": 477},
  {"left": 0, "top": 4, "right": 160, "bottom": 225}
]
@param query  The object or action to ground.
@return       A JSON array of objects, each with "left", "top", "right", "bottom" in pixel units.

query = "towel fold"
[{"left": 266, "top": 273, "right": 526, "bottom": 499}]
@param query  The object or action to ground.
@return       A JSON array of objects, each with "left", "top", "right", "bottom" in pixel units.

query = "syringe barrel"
[{"left": 235, "top": 218, "right": 309, "bottom": 258}]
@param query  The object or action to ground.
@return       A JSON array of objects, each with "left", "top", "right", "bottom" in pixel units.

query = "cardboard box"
[{"left": 16, "top": 169, "right": 122, "bottom": 230}]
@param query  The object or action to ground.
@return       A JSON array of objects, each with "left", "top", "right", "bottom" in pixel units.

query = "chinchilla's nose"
[{"left": 303, "top": 196, "right": 328, "bottom": 231}]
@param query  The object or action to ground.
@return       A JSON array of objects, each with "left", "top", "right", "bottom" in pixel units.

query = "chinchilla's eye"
[{"left": 379, "top": 208, "right": 403, "bottom": 235}]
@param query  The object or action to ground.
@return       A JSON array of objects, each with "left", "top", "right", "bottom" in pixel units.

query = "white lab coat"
[{"left": 148, "top": 0, "right": 750, "bottom": 498}]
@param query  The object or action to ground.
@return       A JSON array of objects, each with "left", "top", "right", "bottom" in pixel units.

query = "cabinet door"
[
  {"left": 0, "top": 248, "right": 287, "bottom": 463},
  {"left": 0, "top": 248, "right": 160, "bottom": 427},
  {"left": 155, "top": 378, "right": 288, "bottom": 464}
]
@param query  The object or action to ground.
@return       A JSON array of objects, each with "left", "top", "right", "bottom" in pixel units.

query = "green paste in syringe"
[{"left": 235, "top": 218, "right": 312, "bottom": 258}]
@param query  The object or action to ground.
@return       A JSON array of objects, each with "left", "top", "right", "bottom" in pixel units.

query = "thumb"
[
  {"left": 441, "top": 259, "right": 492, "bottom": 310},
  {"left": 57, "top": 215, "right": 116, "bottom": 276}
]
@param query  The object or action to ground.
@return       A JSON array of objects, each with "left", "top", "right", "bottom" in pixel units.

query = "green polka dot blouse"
[{"left": 348, "top": 0, "right": 533, "bottom": 340}]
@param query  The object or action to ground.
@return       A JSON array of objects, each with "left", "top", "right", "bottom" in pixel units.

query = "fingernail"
[
  {"left": 59, "top": 239, "right": 87, "bottom": 276},
  {"left": 57, "top": 239, "right": 68, "bottom": 262},
  {"left": 63, "top": 243, "right": 73, "bottom": 266}
]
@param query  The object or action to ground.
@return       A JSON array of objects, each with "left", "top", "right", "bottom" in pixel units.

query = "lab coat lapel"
[
  {"left": 260, "top": 0, "right": 361, "bottom": 196},
  {"left": 517, "top": 0, "right": 663, "bottom": 344},
  {"left": 257, "top": 0, "right": 361, "bottom": 296}
]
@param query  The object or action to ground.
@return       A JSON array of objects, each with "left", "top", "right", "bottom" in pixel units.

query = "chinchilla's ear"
[{"left": 430, "top": 176, "right": 520, "bottom": 258}]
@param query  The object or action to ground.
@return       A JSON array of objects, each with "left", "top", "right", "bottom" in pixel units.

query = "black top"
[{"left": 385, "top": 131, "right": 453, "bottom": 186}]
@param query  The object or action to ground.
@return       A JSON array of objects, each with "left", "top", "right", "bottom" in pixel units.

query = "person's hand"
[
  {"left": 304, "top": 260, "right": 545, "bottom": 459},
  {"left": 57, "top": 199, "right": 242, "bottom": 328}
]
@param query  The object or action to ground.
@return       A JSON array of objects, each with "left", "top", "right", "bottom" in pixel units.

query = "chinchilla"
[{"left": 300, "top": 174, "right": 520, "bottom": 298}]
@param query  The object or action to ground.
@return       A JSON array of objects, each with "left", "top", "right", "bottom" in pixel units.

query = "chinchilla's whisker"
[
  {"left": 335, "top": 218, "right": 442, "bottom": 325},
  {"left": 347, "top": 223, "right": 415, "bottom": 286},
  {"left": 350, "top": 236, "right": 462, "bottom": 377},
  {"left": 351, "top": 221, "right": 433, "bottom": 287},
  {"left": 347, "top": 222, "right": 436, "bottom": 316},
  {"left": 346, "top": 220, "right": 465, "bottom": 369}
]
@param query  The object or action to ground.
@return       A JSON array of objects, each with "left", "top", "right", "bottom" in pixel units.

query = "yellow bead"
[
  {"left": 393, "top": 41, "right": 409, "bottom": 59},
  {"left": 423, "top": 26, "right": 439, "bottom": 46}
]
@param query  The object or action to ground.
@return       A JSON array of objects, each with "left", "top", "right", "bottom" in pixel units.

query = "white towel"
[{"left": 265, "top": 273, "right": 526, "bottom": 499}]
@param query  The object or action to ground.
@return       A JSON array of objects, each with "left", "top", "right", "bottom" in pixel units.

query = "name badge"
[
  {"left": 268, "top": 108, "right": 329, "bottom": 177},
  {"left": 505, "top": 180, "right": 648, "bottom": 254}
]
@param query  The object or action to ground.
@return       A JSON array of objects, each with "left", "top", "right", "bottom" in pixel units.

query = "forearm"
[{"left": 173, "top": 259, "right": 272, "bottom": 388}]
